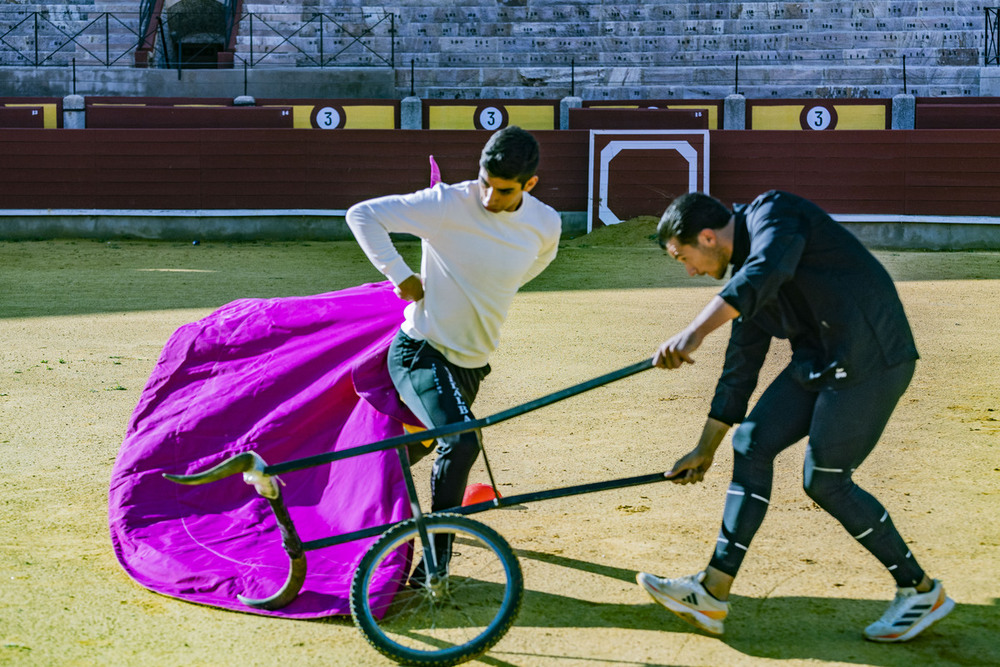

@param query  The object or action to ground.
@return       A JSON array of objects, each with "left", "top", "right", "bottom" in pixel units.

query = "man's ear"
[
  {"left": 522, "top": 175, "right": 539, "bottom": 193},
  {"left": 698, "top": 228, "right": 717, "bottom": 247}
]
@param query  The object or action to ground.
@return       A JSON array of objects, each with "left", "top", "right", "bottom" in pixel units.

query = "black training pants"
[
  {"left": 709, "top": 359, "right": 926, "bottom": 588},
  {"left": 387, "top": 330, "right": 490, "bottom": 512}
]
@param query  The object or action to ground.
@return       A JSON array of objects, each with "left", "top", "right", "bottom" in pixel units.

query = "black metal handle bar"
[
  {"left": 300, "top": 468, "right": 681, "bottom": 552},
  {"left": 164, "top": 356, "right": 659, "bottom": 610},
  {"left": 457, "top": 469, "right": 684, "bottom": 514},
  {"left": 264, "top": 357, "right": 656, "bottom": 477}
]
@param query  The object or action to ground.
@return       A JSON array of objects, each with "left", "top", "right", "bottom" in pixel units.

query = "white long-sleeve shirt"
[{"left": 346, "top": 180, "right": 561, "bottom": 368}]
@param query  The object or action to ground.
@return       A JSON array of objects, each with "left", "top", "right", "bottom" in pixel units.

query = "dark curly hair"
[
  {"left": 657, "top": 192, "right": 731, "bottom": 248},
  {"left": 479, "top": 126, "right": 540, "bottom": 184}
]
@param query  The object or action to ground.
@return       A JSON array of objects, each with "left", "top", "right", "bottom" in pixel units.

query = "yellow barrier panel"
[
  {"left": 833, "top": 104, "right": 886, "bottom": 129},
  {"left": 753, "top": 103, "right": 887, "bottom": 130},
  {"left": 429, "top": 106, "right": 476, "bottom": 129},
  {"left": 751, "top": 105, "right": 803, "bottom": 130},
  {"left": 343, "top": 105, "right": 396, "bottom": 129},
  {"left": 290, "top": 105, "right": 313, "bottom": 128},
  {"left": 505, "top": 105, "right": 555, "bottom": 130}
]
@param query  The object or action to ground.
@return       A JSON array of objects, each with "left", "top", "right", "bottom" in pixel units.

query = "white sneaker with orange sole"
[
  {"left": 863, "top": 579, "right": 954, "bottom": 643},
  {"left": 636, "top": 571, "right": 728, "bottom": 635}
]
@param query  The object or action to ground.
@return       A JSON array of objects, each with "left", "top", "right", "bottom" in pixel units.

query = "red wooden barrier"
[
  {"left": 915, "top": 104, "right": 1000, "bottom": 129},
  {"left": 0, "top": 107, "right": 46, "bottom": 128},
  {"left": 0, "top": 129, "right": 999, "bottom": 218},
  {"left": 85, "top": 106, "right": 295, "bottom": 129},
  {"left": 568, "top": 108, "right": 710, "bottom": 130}
]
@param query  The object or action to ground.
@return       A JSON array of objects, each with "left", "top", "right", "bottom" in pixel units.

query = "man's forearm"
[
  {"left": 697, "top": 416, "right": 731, "bottom": 456},
  {"left": 688, "top": 295, "right": 740, "bottom": 340},
  {"left": 345, "top": 203, "right": 414, "bottom": 285}
]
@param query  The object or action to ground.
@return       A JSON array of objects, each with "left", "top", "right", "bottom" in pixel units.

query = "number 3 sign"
[
  {"left": 475, "top": 105, "right": 509, "bottom": 130},
  {"left": 800, "top": 105, "right": 838, "bottom": 130},
  {"left": 314, "top": 106, "right": 345, "bottom": 129}
]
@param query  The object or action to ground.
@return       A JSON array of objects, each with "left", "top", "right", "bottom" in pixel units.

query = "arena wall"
[{"left": 1, "top": 128, "right": 998, "bottom": 248}]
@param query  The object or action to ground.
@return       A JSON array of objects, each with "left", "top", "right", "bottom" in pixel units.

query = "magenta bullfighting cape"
[{"left": 108, "top": 281, "right": 419, "bottom": 617}]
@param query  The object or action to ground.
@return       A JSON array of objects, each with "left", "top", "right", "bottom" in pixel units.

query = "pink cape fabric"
[
  {"left": 429, "top": 155, "right": 442, "bottom": 186},
  {"left": 108, "top": 281, "right": 421, "bottom": 618}
]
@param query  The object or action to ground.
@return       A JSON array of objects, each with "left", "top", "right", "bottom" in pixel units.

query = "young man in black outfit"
[{"left": 637, "top": 190, "right": 953, "bottom": 643}]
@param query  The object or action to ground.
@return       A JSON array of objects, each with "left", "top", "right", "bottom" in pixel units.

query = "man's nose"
[{"left": 686, "top": 264, "right": 698, "bottom": 277}]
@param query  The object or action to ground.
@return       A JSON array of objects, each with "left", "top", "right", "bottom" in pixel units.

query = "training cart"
[{"left": 166, "top": 358, "right": 678, "bottom": 666}]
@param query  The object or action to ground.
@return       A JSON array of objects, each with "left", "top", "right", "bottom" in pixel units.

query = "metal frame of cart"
[{"left": 166, "top": 358, "right": 676, "bottom": 666}]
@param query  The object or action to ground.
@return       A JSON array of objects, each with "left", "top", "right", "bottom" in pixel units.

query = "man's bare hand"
[
  {"left": 666, "top": 446, "right": 715, "bottom": 485},
  {"left": 653, "top": 296, "right": 739, "bottom": 369},
  {"left": 653, "top": 328, "right": 702, "bottom": 369},
  {"left": 395, "top": 274, "right": 424, "bottom": 302}
]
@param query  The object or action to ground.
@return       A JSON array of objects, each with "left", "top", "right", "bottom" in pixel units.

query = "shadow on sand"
[{"left": 497, "top": 547, "right": 996, "bottom": 667}]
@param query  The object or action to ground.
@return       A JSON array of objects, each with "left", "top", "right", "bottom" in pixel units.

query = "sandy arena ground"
[{"left": 1, "top": 224, "right": 998, "bottom": 667}]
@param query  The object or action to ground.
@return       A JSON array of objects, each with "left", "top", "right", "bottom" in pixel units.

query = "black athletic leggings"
[
  {"left": 709, "top": 359, "right": 925, "bottom": 588},
  {"left": 387, "top": 330, "right": 489, "bottom": 512}
]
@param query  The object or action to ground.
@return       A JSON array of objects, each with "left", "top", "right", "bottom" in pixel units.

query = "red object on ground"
[{"left": 462, "top": 483, "right": 501, "bottom": 506}]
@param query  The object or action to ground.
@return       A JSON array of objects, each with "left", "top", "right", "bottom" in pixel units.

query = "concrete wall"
[
  {"left": 0, "top": 209, "right": 354, "bottom": 242},
  {"left": 0, "top": 66, "right": 395, "bottom": 99},
  {"left": 1, "top": 210, "right": 995, "bottom": 250},
  {"left": 980, "top": 67, "right": 1000, "bottom": 96},
  {"left": 837, "top": 218, "right": 1000, "bottom": 251},
  {"left": 3, "top": 64, "right": 994, "bottom": 101},
  {"left": 0, "top": 209, "right": 590, "bottom": 242}
]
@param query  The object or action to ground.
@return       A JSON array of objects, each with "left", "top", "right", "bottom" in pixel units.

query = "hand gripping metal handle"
[{"left": 163, "top": 451, "right": 307, "bottom": 610}]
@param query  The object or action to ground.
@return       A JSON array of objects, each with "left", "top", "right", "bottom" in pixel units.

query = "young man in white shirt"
[{"left": 346, "top": 127, "right": 561, "bottom": 577}]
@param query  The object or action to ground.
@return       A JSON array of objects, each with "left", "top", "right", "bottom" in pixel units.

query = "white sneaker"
[
  {"left": 637, "top": 571, "right": 728, "bottom": 635},
  {"left": 864, "top": 579, "right": 955, "bottom": 643}
]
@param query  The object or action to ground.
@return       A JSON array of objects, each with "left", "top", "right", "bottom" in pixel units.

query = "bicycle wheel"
[{"left": 350, "top": 513, "right": 523, "bottom": 666}]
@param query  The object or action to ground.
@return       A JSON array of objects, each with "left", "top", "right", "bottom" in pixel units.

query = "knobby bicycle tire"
[{"left": 350, "top": 513, "right": 523, "bottom": 666}]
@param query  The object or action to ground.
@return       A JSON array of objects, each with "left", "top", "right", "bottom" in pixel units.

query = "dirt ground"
[{"left": 1, "top": 223, "right": 998, "bottom": 667}]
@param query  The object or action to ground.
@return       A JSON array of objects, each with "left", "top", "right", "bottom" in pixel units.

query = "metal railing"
[
  {"left": 143, "top": 8, "right": 396, "bottom": 70},
  {"left": 238, "top": 11, "right": 395, "bottom": 68},
  {"left": 987, "top": 8, "right": 1000, "bottom": 65},
  {"left": 0, "top": 10, "right": 141, "bottom": 67},
  {"left": 0, "top": 8, "right": 396, "bottom": 69}
]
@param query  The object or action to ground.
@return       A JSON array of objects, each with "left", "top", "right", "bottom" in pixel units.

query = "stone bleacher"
[
  {"left": 363, "top": 0, "right": 986, "bottom": 98},
  {"left": 0, "top": 0, "right": 990, "bottom": 98}
]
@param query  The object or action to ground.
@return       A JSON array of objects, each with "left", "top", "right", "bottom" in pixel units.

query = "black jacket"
[{"left": 709, "top": 191, "right": 919, "bottom": 426}]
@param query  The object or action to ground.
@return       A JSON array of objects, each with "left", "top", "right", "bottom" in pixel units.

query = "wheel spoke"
[{"left": 351, "top": 514, "right": 523, "bottom": 666}]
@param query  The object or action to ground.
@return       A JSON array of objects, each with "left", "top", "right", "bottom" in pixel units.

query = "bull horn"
[
  {"left": 164, "top": 451, "right": 260, "bottom": 485},
  {"left": 236, "top": 490, "right": 307, "bottom": 610},
  {"left": 163, "top": 451, "right": 279, "bottom": 499},
  {"left": 164, "top": 451, "right": 307, "bottom": 609}
]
